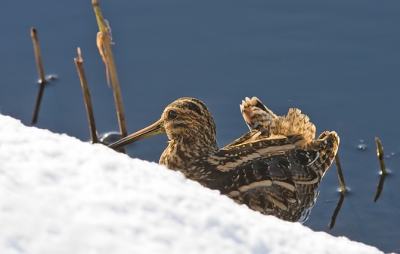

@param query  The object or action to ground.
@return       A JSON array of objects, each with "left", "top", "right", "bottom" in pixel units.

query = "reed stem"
[
  {"left": 335, "top": 153, "right": 347, "bottom": 194},
  {"left": 92, "top": 0, "right": 127, "bottom": 137},
  {"left": 375, "top": 137, "right": 387, "bottom": 175},
  {"left": 74, "top": 47, "right": 98, "bottom": 144},
  {"left": 30, "top": 28, "right": 46, "bottom": 125}
]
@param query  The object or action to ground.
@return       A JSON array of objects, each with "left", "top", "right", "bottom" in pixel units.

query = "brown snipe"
[{"left": 109, "top": 97, "right": 339, "bottom": 222}]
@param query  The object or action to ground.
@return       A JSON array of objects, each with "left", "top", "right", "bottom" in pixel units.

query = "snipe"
[{"left": 109, "top": 97, "right": 339, "bottom": 222}]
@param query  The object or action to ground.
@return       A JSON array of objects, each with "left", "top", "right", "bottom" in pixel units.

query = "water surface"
[{"left": 1, "top": 1, "right": 399, "bottom": 252}]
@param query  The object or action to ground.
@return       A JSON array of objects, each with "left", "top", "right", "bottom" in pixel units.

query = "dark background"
[{"left": 1, "top": 1, "right": 399, "bottom": 252}]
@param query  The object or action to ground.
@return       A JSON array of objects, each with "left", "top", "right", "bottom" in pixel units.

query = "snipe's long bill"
[
  {"left": 109, "top": 97, "right": 340, "bottom": 222},
  {"left": 108, "top": 119, "right": 164, "bottom": 149}
]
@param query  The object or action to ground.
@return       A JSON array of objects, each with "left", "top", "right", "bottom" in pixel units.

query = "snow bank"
[{"left": 0, "top": 115, "right": 382, "bottom": 254}]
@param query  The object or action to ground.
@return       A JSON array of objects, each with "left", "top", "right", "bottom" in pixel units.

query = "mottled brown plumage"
[
  {"left": 240, "top": 96, "right": 316, "bottom": 141},
  {"left": 109, "top": 97, "right": 339, "bottom": 222}
]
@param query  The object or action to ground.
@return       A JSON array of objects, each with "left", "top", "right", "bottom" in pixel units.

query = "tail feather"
[
  {"left": 315, "top": 131, "right": 340, "bottom": 177},
  {"left": 240, "top": 97, "right": 276, "bottom": 135},
  {"left": 270, "top": 108, "right": 316, "bottom": 142},
  {"left": 240, "top": 97, "right": 316, "bottom": 141}
]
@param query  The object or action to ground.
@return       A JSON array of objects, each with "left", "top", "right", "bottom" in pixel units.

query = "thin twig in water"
[
  {"left": 328, "top": 192, "right": 345, "bottom": 229},
  {"left": 373, "top": 137, "right": 388, "bottom": 202},
  {"left": 30, "top": 28, "right": 46, "bottom": 125},
  {"left": 374, "top": 173, "right": 386, "bottom": 202},
  {"left": 335, "top": 153, "right": 347, "bottom": 194},
  {"left": 375, "top": 137, "right": 387, "bottom": 175},
  {"left": 74, "top": 47, "right": 98, "bottom": 144}
]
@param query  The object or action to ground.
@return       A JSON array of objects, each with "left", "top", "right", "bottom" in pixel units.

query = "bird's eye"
[{"left": 168, "top": 110, "right": 178, "bottom": 119}]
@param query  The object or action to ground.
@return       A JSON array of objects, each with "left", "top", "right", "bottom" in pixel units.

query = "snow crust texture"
[{"left": 0, "top": 115, "right": 382, "bottom": 254}]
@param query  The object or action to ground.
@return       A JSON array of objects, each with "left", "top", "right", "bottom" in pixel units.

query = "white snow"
[{"left": 0, "top": 114, "right": 382, "bottom": 254}]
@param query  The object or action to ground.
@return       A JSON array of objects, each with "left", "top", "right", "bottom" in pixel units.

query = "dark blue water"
[{"left": 1, "top": 1, "right": 399, "bottom": 252}]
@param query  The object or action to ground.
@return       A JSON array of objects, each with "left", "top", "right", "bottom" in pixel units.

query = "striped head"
[
  {"left": 108, "top": 97, "right": 218, "bottom": 154},
  {"left": 161, "top": 98, "right": 217, "bottom": 143}
]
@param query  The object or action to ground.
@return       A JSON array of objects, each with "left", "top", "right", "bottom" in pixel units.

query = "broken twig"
[
  {"left": 30, "top": 28, "right": 46, "bottom": 125},
  {"left": 74, "top": 47, "right": 98, "bottom": 144},
  {"left": 335, "top": 153, "right": 347, "bottom": 194}
]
